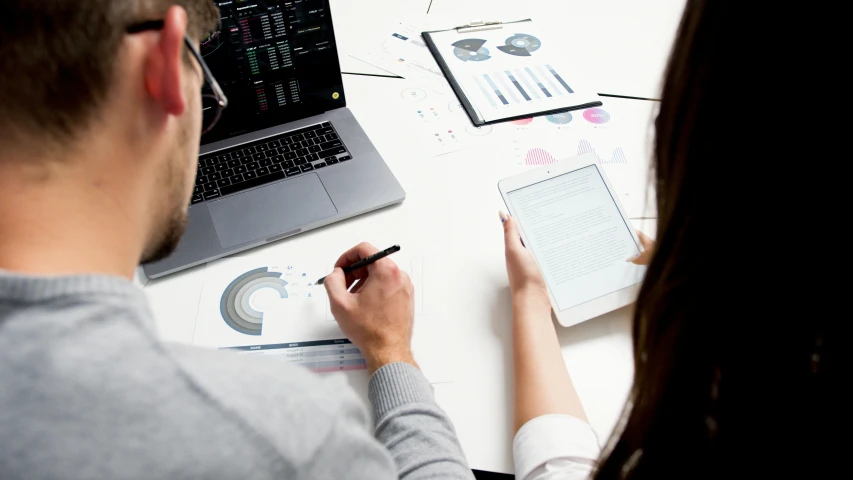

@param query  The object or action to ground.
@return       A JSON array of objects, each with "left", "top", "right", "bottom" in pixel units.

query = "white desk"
[
  {"left": 146, "top": 72, "right": 660, "bottom": 473},
  {"left": 149, "top": 0, "right": 684, "bottom": 466}
]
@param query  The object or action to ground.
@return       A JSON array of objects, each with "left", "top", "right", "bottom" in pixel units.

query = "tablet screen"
[{"left": 506, "top": 165, "right": 645, "bottom": 311}]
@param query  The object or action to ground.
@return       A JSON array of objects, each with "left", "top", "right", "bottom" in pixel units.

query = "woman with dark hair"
[{"left": 502, "top": 1, "right": 831, "bottom": 478}]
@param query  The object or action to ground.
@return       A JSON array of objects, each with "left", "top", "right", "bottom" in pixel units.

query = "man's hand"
[{"left": 323, "top": 242, "right": 417, "bottom": 374}]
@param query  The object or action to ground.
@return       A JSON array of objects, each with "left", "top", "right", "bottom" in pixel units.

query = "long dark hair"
[{"left": 593, "top": 1, "right": 833, "bottom": 477}]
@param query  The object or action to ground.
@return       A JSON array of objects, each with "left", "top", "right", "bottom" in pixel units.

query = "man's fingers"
[
  {"left": 334, "top": 242, "right": 380, "bottom": 284},
  {"left": 500, "top": 211, "right": 523, "bottom": 251},
  {"left": 349, "top": 277, "right": 367, "bottom": 294},
  {"left": 366, "top": 257, "right": 399, "bottom": 281},
  {"left": 323, "top": 268, "right": 351, "bottom": 310},
  {"left": 343, "top": 271, "right": 361, "bottom": 288},
  {"left": 334, "top": 242, "right": 380, "bottom": 269}
]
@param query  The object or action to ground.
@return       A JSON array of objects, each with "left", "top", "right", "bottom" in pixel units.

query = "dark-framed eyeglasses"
[{"left": 126, "top": 20, "right": 228, "bottom": 135}]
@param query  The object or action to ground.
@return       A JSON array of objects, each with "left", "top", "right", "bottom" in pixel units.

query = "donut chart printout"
[
  {"left": 193, "top": 260, "right": 363, "bottom": 373},
  {"left": 192, "top": 255, "right": 455, "bottom": 382},
  {"left": 424, "top": 21, "right": 599, "bottom": 124}
]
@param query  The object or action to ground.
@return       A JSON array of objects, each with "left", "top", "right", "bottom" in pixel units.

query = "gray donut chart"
[
  {"left": 452, "top": 38, "right": 491, "bottom": 62},
  {"left": 219, "top": 267, "right": 288, "bottom": 335},
  {"left": 497, "top": 33, "right": 542, "bottom": 56}
]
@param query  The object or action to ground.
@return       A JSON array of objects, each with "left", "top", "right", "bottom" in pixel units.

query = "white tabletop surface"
[
  {"left": 334, "top": 0, "right": 685, "bottom": 99},
  {"left": 146, "top": 73, "right": 660, "bottom": 473},
  {"left": 146, "top": 0, "right": 679, "bottom": 470}
]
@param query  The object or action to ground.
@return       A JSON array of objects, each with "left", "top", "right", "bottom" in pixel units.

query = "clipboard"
[{"left": 422, "top": 19, "right": 602, "bottom": 126}]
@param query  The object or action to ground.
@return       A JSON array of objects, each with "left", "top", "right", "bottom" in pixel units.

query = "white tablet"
[{"left": 498, "top": 153, "right": 646, "bottom": 327}]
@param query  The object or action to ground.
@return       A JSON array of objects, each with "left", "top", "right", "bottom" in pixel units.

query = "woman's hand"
[
  {"left": 500, "top": 211, "right": 549, "bottom": 308},
  {"left": 627, "top": 231, "right": 656, "bottom": 265}
]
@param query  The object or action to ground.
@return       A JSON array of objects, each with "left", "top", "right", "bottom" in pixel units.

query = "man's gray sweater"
[{"left": 0, "top": 271, "right": 474, "bottom": 479}]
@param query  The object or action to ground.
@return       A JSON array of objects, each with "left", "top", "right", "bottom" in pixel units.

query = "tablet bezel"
[{"left": 498, "top": 152, "right": 646, "bottom": 328}]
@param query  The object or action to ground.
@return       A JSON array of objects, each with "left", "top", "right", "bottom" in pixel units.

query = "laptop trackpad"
[{"left": 208, "top": 173, "right": 337, "bottom": 249}]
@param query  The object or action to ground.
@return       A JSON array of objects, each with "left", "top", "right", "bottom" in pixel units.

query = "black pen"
[{"left": 316, "top": 245, "right": 401, "bottom": 285}]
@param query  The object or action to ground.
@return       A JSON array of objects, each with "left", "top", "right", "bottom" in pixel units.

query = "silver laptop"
[{"left": 143, "top": 0, "right": 404, "bottom": 279}]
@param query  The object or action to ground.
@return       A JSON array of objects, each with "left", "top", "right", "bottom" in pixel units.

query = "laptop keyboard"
[{"left": 192, "top": 122, "right": 352, "bottom": 205}]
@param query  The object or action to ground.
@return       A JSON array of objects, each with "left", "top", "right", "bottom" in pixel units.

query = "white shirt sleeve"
[{"left": 513, "top": 414, "right": 601, "bottom": 480}]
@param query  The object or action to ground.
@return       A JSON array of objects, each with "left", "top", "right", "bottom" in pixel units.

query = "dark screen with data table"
[{"left": 200, "top": 0, "right": 345, "bottom": 144}]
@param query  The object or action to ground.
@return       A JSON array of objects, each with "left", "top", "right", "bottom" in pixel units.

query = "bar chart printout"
[
  {"left": 474, "top": 64, "right": 578, "bottom": 110},
  {"left": 225, "top": 339, "right": 367, "bottom": 373}
]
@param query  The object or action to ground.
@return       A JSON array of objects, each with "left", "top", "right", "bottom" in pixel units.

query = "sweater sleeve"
[
  {"left": 297, "top": 384, "right": 400, "bottom": 480},
  {"left": 368, "top": 362, "right": 475, "bottom": 480}
]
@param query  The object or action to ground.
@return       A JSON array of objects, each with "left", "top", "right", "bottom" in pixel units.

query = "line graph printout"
[
  {"left": 509, "top": 132, "right": 642, "bottom": 214},
  {"left": 503, "top": 97, "right": 656, "bottom": 218},
  {"left": 505, "top": 115, "right": 650, "bottom": 218}
]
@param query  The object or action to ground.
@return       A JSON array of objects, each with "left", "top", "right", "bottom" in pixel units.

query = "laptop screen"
[{"left": 200, "top": 0, "right": 345, "bottom": 144}]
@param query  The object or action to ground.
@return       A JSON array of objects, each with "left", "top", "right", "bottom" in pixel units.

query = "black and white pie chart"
[
  {"left": 219, "top": 267, "right": 289, "bottom": 336},
  {"left": 452, "top": 39, "right": 491, "bottom": 62},
  {"left": 497, "top": 33, "right": 542, "bottom": 56}
]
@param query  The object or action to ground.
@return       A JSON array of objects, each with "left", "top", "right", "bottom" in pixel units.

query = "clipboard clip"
[{"left": 455, "top": 20, "right": 505, "bottom": 33}]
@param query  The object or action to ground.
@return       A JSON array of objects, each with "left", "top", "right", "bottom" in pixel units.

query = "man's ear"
[{"left": 144, "top": 6, "right": 189, "bottom": 117}]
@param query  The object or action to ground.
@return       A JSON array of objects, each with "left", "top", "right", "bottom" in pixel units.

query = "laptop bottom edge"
[{"left": 142, "top": 195, "right": 405, "bottom": 280}]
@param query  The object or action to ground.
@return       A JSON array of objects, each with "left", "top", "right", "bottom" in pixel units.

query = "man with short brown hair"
[{"left": 0, "top": 2, "right": 473, "bottom": 478}]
